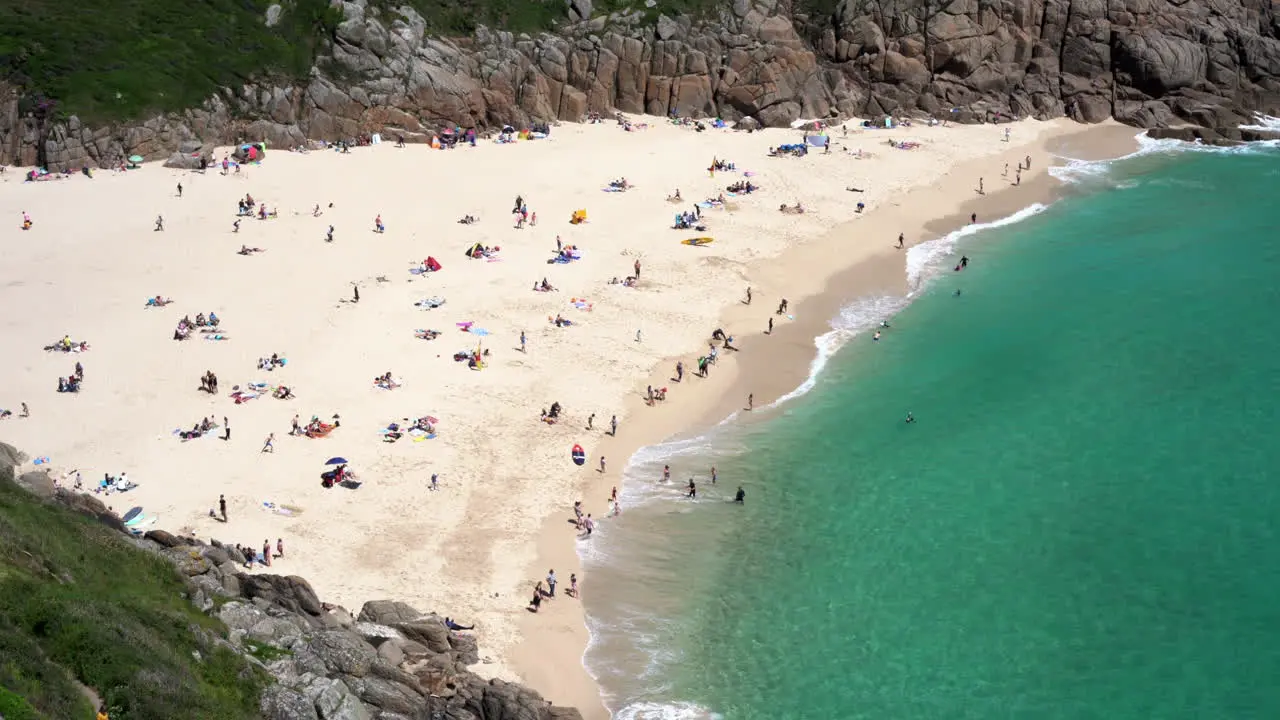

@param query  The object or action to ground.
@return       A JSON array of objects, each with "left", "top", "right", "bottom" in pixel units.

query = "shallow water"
[{"left": 585, "top": 143, "right": 1280, "bottom": 719}]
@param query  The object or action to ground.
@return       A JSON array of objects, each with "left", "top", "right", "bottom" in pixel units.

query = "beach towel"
[
  {"left": 602, "top": 186, "right": 625, "bottom": 193},
  {"left": 416, "top": 297, "right": 446, "bottom": 309},
  {"left": 204, "top": 334, "right": 228, "bottom": 341},
  {"left": 262, "top": 501, "right": 297, "bottom": 516}
]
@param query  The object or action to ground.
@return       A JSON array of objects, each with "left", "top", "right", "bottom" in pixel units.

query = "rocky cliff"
[
  {"left": 2, "top": 446, "right": 581, "bottom": 720},
  {"left": 3, "top": 0, "right": 1280, "bottom": 169}
]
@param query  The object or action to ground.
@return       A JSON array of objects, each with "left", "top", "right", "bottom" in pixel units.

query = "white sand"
[{"left": 0, "top": 116, "right": 1074, "bottom": 686}]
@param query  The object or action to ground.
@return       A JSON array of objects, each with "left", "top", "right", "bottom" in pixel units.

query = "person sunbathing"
[
  {"left": 457, "top": 215, "right": 477, "bottom": 224},
  {"left": 146, "top": 295, "right": 173, "bottom": 307},
  {"left": 273, "top": 386, "right": 294, "bottom": 399},
  {"left": 238, "top": 245, "right": 265, "bottom": 255}
]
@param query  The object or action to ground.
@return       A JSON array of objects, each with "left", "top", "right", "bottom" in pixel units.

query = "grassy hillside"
[
  {"left": 0, "top": 472, "right": 265, "bottom": 720},
  {"left": 0, "top": 0, "right": 342, "bottom": 124}
]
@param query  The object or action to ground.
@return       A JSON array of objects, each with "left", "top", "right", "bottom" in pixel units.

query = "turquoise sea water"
[{"left": 584, "top": 143, "right": 1280, "bottom": 719}]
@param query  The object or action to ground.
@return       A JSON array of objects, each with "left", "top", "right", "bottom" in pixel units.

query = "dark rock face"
[{"left": 3, "top": 1, "right": 1278, "bottom": 162}]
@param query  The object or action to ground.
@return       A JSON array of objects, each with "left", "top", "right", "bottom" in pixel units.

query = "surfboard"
[
  {"left": 122, "top": 506, "right": 143, "bottom": 524},
  {"left": 128, "top": 516, "right": 157, "bottom": 534},
  {"left": 572, "top": 444, "right": 586, "bottom": 466},
  {"left": 682, "top": 237, "right": 714, "bottom": 246}
]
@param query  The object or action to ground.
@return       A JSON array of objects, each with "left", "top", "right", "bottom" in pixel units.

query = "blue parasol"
[{"left": 324, "top": 457, "right": 348, "bottom": 465}]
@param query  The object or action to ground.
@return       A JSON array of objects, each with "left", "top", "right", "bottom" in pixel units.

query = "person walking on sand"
[
  {"left": 747, "top": 393, "right": 754, "bottom": 411},
  {"left": 676, "top": 360, "right": 684, "bottom": 382},
  {"left": 1015, "top": 168, "right": 1021, "bottom": 186},
  {"left": 978, "top": 177, "right": 984, "bottom": 195},
  {"left": 176, "top": 182, "right": 183, "bottom": 198},
  {"left": 610, "top": 415, "right": 618, "bottom": 436},
  {"left": 768, "top": 316, "right": 774, "bottom": 334},
  {"left": 897, "top": 233, "right": 904, "bottom": 249},
  {"left": 430, "top": 473, "right": 439, "bottom": 491},
  {"left": 155, "top": 215, "right": 164, "bottom": 231},
  {"left": 587, "top": 413, "right": 595, "bottom": 430},
  {"left": 219, "top": 494, "right": 227, "bottom": 521},
  {"left": 276, "top": 538, "right": 284, "bottom": 558},
  {"left": 636, "top": 328, "right": 642, "bottom": 343},
  {"left": 520, "top": 331, "right": 527, "bottom": 353},
  {"left": 20, "top": 402, "right": 28, "bottom": 418},
  {"left": 262, "top": 540, "right": 272, "bottom": 567},
  {"left": 326, "top": 225, "right": 335, "bottom": 242},
  {"left": 233, "top": 218, "right": 240, "bottom": 233},
  {"left": 569, "top": 573, "right": 578, "bottom": 598},
  {"left": 353, "top": 284, "right": 360, "bottom": 303},
  {"left": 777, "top": 299, "right": 789, "bottom": 315},
  {"left": 223, "top": 417, "right": 231, "bottom": 441},
  {"left": 546, "top": 569, "right": 557, "bottom": 597},
  {"left": 374, "top": 214, "right": 385, "bottom": 233},
  {"left": 261, "top": 432, "right": 275, "bottom": 453},
  {"left": 745, "top": 286, "right": 752, "bottom": 304},
  {"left": 1003, "top": 162, "right": 1009, "bottom": 177},
  {"left": 634, "top": 259, "right": 641, "bottom": 278},
  {"left": 291, "top": 414, "right": 301, "bottom": 435},
  {"left": 599, "top": 456, "right": 607, "bottom": 474}
]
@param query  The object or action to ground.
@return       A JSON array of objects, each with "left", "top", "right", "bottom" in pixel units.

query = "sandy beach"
[{"left": 0, "top": 115, "right": 1133, "bottom": 717}]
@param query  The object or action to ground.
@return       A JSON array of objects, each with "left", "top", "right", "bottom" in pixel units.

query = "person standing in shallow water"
[{"left": 687, "top": 478, "right": 697, "bottom": 499}]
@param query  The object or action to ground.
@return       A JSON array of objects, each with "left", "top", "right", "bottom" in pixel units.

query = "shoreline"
[
  {"left": 0, "top": 114, "right": 1134, "bottom": 720},
  {"left": 515, "top": 121, "right": 1143, "bottom": 718}
]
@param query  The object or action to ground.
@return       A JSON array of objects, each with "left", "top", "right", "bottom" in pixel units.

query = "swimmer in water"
[
  {"left": 873, "top": 330, "right": 882, "bottom": 341},
  {"left": 906, "top": 411, "right": 915, "bottom": 424},
  {"left": 954, "top": 289, "right": 962, "bottom": 297},
  {"left": 880, "top": 320, "right": 890, "bottom": 328}
]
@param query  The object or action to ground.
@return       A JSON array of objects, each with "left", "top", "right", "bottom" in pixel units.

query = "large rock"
[
  {"left": 392, "top": 619, "right": 451, "bottom": 654},
  {"left": 356, "top": 600, "right": 425, "bottom": 625},
  {"left": 242, "top": 574, "right": 324, "bottom": 616},
  {"left": 307, "top": 630, "right": 378, "bottom": 677},
  {"left": 261, "top": 685, "right": 320, "bottom": 720}
]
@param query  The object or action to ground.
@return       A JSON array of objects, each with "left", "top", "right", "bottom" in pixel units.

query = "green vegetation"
[
  {"left": 0, "top": 0, "right": 734, "bottom": 126},
  {"left": 0, "top": 0, "right": 342, "bottom": 124},
  {"left": 0, "top": 475, "right": 266, "bottom": 719}
]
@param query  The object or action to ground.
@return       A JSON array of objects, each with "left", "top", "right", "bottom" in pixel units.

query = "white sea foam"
[
  {"left": 765, "top": 294, "right": 905, "bottom": 409},
  {"left": 905, "top": 202, "right": 1048, "bottom": 289},
  {"left": 615, "top": 701, "right": 723, "bottom": 720},
  {"left": 1239, "top": 112, "right": 1280, "bottom": 132},
  {"left": 1052, "top": 130, "right": 1280, "bottom": 186}
]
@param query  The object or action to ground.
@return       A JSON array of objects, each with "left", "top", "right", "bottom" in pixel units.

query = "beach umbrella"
[
  {"left": 324, "top": 457, "right": 348, "bottom": 466},
  {"left": 128, "top": 155, "right": 143, "bottom": 163}
]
